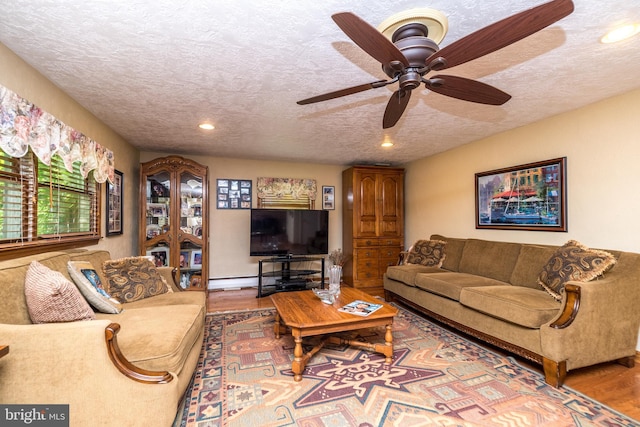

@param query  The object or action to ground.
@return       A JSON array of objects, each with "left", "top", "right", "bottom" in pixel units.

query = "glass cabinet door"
[
  {"left": 179, "top": 172, "right": 203, "bottom": 239},
  {"left": 177, "top": 172, "right": 204, "bottom": 289},
  {"left": 145, "top": 171, "right": 171, "bottom": 267}
]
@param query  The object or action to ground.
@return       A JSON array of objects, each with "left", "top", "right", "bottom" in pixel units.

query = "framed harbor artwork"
[{"left": 475, "top": 157, "right": 567, "bottom": 232}]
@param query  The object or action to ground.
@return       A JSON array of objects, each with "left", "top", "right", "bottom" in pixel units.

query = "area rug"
[{"left": 174, "top": 306, "right": 639, "bottom": 427}]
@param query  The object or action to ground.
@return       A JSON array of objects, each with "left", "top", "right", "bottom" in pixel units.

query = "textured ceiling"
[{"left": 1, "top": 0, "right": 639, "bottom": 166}]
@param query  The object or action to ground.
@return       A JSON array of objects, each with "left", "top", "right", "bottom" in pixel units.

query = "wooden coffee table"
[{"left": 270, "top": 287, "right": 398, "bottom": 381}]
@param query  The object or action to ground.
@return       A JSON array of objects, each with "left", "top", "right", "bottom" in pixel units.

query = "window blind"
[{"left": 0, "top": 150, "right": 98, "bottom": 244}]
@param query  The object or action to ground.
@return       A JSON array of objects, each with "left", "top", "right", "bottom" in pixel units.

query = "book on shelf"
[{"left": 338, "top": 300, "right": 383, "bottom": 317}]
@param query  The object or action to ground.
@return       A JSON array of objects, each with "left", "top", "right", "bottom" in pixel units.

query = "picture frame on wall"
[
  {"left": 322, "top": 185, "right": 335, "bottom": 210},
  {"left": 106, "top": 170, "right": 123, "bottom": 236},
  {"left": 475, "top": 157, "right": 567, "bottom": 232},
  {"left": 217, "top": 179, "right": 252, "bottom": 209}
]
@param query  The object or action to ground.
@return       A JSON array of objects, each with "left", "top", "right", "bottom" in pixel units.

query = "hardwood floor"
[{"left": 208, "top": 288, "right": 640, "bottom": 421}]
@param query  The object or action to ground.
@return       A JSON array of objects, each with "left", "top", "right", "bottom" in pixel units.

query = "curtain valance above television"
[
  {"left": 0, "top": 84, "right": 115, "bottom": 184},
  {"left": 256, "top": 177, "right": 317, "bottom": 209}
]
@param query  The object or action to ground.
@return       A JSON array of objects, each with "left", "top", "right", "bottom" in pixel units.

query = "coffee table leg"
[
  {"left": 274, "top": 312, "right": 281, "bottom": 339},
  {"left": 291, "top": 330, "right": 304, "bottom": 382},
  {"left": 384, "top": 323, "right": 393, "bottom": 363}
]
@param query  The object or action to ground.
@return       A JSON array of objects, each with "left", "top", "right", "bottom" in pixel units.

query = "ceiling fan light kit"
[
  {"left": 376, "top": 8, "right": 449, "bottom": 44},
  {"left": 296, "top": 0, "right": 575, "bottom": 129}
]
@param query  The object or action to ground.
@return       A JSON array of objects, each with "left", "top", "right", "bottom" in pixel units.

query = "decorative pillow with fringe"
[
  {"left": 406, "top": 239, "right": 447, "bottom": 268},
  {"left": 103, "top": 256, "right": 171, "bottom": 303},
  {"left": 538, "top": 240, "right": 616, "bottom": 301}
]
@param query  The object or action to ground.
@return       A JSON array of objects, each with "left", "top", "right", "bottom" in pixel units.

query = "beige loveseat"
[
  {"left": 383, "top": 234, "right": 640, "bottom": 387},
  {"left": 0, "top": 249, "right": 206, "bottom": 426}
]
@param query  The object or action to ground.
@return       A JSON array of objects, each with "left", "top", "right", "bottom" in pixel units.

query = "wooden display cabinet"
[
  {"left": 139, "top": 156, "right": 209, "bottom": 291},
  {"left": 342, "top": 166, "right": 404, "bottom": 296}
]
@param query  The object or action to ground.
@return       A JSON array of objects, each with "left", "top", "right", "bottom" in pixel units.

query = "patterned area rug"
[{"left": 174, "top": 306, "right": 639, "bottom": 427}]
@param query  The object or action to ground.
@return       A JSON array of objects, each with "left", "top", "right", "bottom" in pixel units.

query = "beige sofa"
[
  {"left": 0, "top": 250, "right": 206, "bottom": 427},
  {"left": 383, "top": 234, "right": 640, "bottom": 387}
]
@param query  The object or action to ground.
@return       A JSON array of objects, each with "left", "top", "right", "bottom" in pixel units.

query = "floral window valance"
[
  {"left": 257, "top": 177, "right": 317, "bottom": 209},
  {"left": 0, "top": 84, "right": 115, "bottom": 183}
]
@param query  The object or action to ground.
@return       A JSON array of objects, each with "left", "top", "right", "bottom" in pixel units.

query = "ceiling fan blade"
[
  {"left": 425, "top": 0, "right": 574, "bottom": 70},
  {"left": 426, "top": 75, "right": 511, "bottom": 105},
  {"left": 383, "top": 90, "right": 411, "bottom": 129},
  {"left": 332, "top": 12, "right": 409, "bottom": 69},
  {"left": 297, "top": 80, "right": 389, "bottom": 105}
]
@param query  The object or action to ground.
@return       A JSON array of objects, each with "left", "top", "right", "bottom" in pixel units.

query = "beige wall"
[
  {"left": 0, "top": 42, "right": 140, "bottom": 259},
  {"left": 404, "top": 88, "right": 640, "bottom": 252},
  {"left": 140, "top": 152, "right": 344, "bottom": 278}
]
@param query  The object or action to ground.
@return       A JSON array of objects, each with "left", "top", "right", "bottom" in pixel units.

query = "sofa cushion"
[
  {"left": 121, "top": 290, "right": 206, "bottom": 309},
  {"left": 25, "top": 261, "right": 95, "bottom": 323},
  {"left": 386, "top": 264, "right": 444, "bottom": 286},
  {"left": 509, "top": 245, "right": 558, "bottom": 289},
  {"left": 538, "top": 240, "right": 617, "bottom": 301},
  {"left": 406, "top": 239, "right": 446, "bottom": 267},
  {"left": 431, "top": 235, "right": 466, "bottom": 272},
  {"left": 414, "top": 272, "right": 509, "bottom": 301},
  {"left": 103, "top": 256, "right": 172, "bottom": 303},
  {"left": 458, "top": 239, "right": 522, "bottom": 283},
  {"left": 95, "top": 304, "right": 204, "bottom": 374},
  {"left": 460, "top": 286, "right": 561, "bottom": 329},
  {"left": 67, "top": 261, "right": 123, "bottom": 314}
]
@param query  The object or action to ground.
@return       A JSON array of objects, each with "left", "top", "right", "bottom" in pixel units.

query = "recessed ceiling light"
[
  {"left": 381, "top": 141, "right": 394, "bottom": 148},
  {"left": 601, "top": 23, "right": 640, "bottom": 44},
  {"left": 198, "top": 123, "right": 215, "bottom": 130}
]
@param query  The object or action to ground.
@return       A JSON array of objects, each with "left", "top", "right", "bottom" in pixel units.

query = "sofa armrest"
[
  {"left": 540, "top": 254, "right": 640, "bottom": 368},
  {"left": 0, "top": 320, "right": 181, "bottom": 426},
  {"left": 549, "top": 284, "right": 581, "bottom": 329},
  {"left": 105, "top": 323, "right": 173, "bottom": 383},
  {"left": 157, "top": 266, "right": 182, "bottom": 292}
]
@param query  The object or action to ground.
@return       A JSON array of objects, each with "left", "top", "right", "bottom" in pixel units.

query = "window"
[{"left": 0, "top": 150, "right": 99, "bottom": 254}]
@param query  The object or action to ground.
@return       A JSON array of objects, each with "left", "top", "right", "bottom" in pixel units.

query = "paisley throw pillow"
[
  {"left": 103, "top": 256, "right": 171, "bottom": 303},
  {"left": 406, "top": 239, "right": 447, "bottom": 267},
  {"left": 538, "top": 240, "right": 616, "bottom": 301}
]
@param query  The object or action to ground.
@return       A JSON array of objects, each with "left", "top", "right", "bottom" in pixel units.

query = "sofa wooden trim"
[
  {"left": 550, "top": 284, "right": 580, "bottom": 329},
  {"left": 105, "top": 323, "right": 174, "bottom": 384}
]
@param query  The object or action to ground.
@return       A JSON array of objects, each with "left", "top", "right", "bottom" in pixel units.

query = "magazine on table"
[{"left": 338, "top": 300, "right": 383, "bottom": 317}]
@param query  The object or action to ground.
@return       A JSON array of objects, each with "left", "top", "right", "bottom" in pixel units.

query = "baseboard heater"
[{"left": 208, "top": 276, "right": 258, "bottom": 290}]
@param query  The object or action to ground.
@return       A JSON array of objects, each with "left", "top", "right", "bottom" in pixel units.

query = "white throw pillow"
[{"left": 68, "top": 261, "right": 123, "bottom": 314}]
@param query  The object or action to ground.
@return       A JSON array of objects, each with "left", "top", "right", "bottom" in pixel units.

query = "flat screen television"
[{"left": 250, "top": 209, "right": 328, "bottom": 257}]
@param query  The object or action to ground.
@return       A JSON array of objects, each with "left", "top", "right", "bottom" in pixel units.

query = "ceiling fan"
[{"left": 297, "top": 0, "right": 574, "bottom": 129}]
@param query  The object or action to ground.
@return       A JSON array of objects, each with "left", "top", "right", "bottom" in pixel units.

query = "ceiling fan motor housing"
[{"left": 382, "top": 23, "right": 439, "bottom": 86}]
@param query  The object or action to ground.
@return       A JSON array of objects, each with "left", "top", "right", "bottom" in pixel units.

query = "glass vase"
[{"left": 328, "top": 265, "right": 342, "bottom": 296}]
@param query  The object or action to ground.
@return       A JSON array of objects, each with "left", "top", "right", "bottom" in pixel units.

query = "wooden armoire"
[{"left": 342, "top": 166, "right": 404, "bottom": 296}]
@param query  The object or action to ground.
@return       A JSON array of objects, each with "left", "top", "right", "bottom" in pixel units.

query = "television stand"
[{"left": 257, "top": 256, "right": 325, "bottom": 298}]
